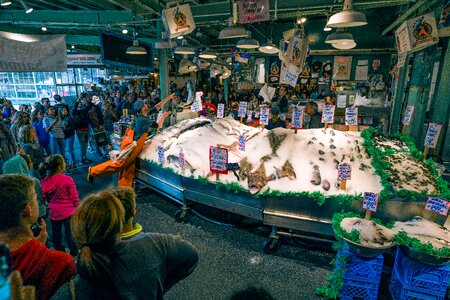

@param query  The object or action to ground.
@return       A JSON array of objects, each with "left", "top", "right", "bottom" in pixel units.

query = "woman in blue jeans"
[
  {"left": 60, "top": 107, "right": 77, "bottom": 169},
  {"left": 43, "top": 106, "right": 65, "bottom": 155}
]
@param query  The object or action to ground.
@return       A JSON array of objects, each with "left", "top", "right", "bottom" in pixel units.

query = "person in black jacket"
[
  {"left": 72, "top": 96, "right": 93, "bottom": 165},
  {"left": 59, "top": 106, "right": 77, "bottom": 170},
  {"left": 88, "top": 99, "right": 106, "bottom": 159}
]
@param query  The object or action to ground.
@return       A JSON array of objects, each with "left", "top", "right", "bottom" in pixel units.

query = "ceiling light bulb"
[
  {"left": 297, "top": 17, "right": 307, "bottom": 24},
  {"left": 177, "top": 36, "right": 184, "bottom": 40},
  {"left": 1, "top": 0, "right": 12, "bottom": 6},
  {"left": 70, "top": 44, "right": 75, "bottom": 49},
  {"left": 323, "top": 26, "right": 332, "bottom": 32},
  {"left": 122, "top": 29, "right": 128, "bottom": 34},
  {"left": 41, "top": 26, "right": 47, "bottom": 32}
]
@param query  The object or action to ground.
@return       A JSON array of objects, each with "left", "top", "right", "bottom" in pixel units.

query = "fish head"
[{"left": 247, "top": 172, "right": 268, "bottom": 195}]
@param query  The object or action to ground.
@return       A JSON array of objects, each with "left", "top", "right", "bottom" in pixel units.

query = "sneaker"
[{"left": 87, "top": 167, "right": 94, "bottom": 183}]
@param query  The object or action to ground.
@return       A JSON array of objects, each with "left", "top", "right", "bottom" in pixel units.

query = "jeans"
[
  {"left": 65, "top": 135, "right": 76, "bottom": 164},
  {"left": 50, "top": 136, "right": 65, "bottom": 156},
  {"left": 76, "top": 130, "right": 89, "bottom": 160},
  {"left": 51, "top": 216, "right": 77, "bottom": 256}
]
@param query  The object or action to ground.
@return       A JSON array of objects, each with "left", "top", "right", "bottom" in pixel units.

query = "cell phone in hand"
[
  {"left": 30, "top": 223, "right": 42, "bottom": 237},
  {"left": 0, "top": 243, "right": 12, "bottom": 300}
]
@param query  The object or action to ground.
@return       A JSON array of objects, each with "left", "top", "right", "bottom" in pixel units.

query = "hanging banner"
[
  {"left": 402, "top": 105, "right": 415, "bottom": 125},
  {"left": 424, "top": 122, "right": 443, "bottom": 149},
  {"left": 237, "top": 0, "right": 270, "bottom": 24},
  {"left": 209, "top": 146, "right": 228, "bottom": 174},
  {"left": 395, "top": 13, "right": 439, "bottom": 53},
  {"left": 292, "top": 109, "right": 304, "bottom": 129},
  {"left": 217, "top": 103, "right": 225, "bottom": 119},
  {"left": 161, "top": 4, "right": 196, "bottom": 39},
  {"left": 67, "top": 54, "right": 102, "bottom": 66},
  {"left": 285, "top": 31, "right": 309, "bottom": 69},
  {"left": 345, "top": 107, "right": 358, "bottom": 126},
  {"left": 0, "top": 31, "right": 67, "bottom": 72},
  {"left": 268, "top": 57, "right": 281, "bottom": 84},
  {"left": 321, "top": 105, "right": 336, "bottom": 124}
]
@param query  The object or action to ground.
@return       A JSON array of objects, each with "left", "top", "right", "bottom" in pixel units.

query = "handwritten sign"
[
  {"left": 191, "top": 91, "right": 203, "bottom": 112},
  {"left": 321, "top": 105, "right": 336, "bottom": 124},
  {"left": 179, "top": 150, "right": 185, "bottom": 168},
  {"left": 403, "top": 105, "right": 414, "bottom": 125},
  {"left": 156, "top": 111, "right": 163, "bottom": 124},
  {"left": 424, "top": 123, "right": 442, "bottom": 149},
  {"left": 238, "top": 101, "right": 248, "bottom": 118},
  {"left": 239, "top": 135, "right": 246, "bottom": 152},
  {"left": 209, "top": 146, "right": 228, "bottom": 174},
  {"left": 237, "top": 0, "right": 270, "bottom": 24},
  {"left": 217, "top": 103, "right": 225, "bottom": 119},
  {"left": 345, "top": 107, "right": 358, "bottom": 126},
  {"left": 338, "top": 163, "right": 352, "bottom": 180},
  {"left": 157, "top": 146, "right": 165, "bottom": 164},
  {"left": 363, "top": 192, "right": 379, "bottom": 212},
  {"left": 425, "top": 197, "right": 450, "bottom": 216},
  {"left": 260, "top": 107, "right": 270, "bottom": 125},
  {"left": 292, "top": 109, "right": 304, "bottom": 129}
]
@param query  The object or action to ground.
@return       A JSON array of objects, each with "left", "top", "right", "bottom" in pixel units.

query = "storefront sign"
[
  {"left": 0, "top": 31, "right": 67, "bottom": 72},
  {"left": 260, "top": 107, "right": 270, "bottom": 125},
  {"left": 239, "top": 135, "right": 246, "bottom": 152},
  {"left": 156, "top": 111, "right": 164, "bottom": 124},
  {"left": 321, "top": 105, "right": 336, "bottom": 124},
  {"left": 403, "top": 105, "right": 414, "bottom": 125},
  {"left": 161, "top": 4, "right": 196, "bottom": 39},
  {"left": 338, "top": 163, "right": 352, "bottom": 180},
  {"left": 292, "top": 109, "right": 303, "bottom": 129},
  {"left": 191, "top": 91, "right": 203, "bottom": 112},
  {"left": 395, "top": 13, "right": 439, "bottom": 53},
  {"left": 157, "top": 146, "right": 165, "bottom": 164},
  {"left": 424, "top": 122, "right": 442, "bottom": 149},
  {"left": 67, "top": 54, "right": 102, "bottom": 66},
  {"left": 363, "top": 192, "right": 379, "bottom": 212},
  {"left": 209, "top": 146, "right": 228, "bottom": 174},
  {"left": 345, "top": 107, "right": 358, "bottom": 126},
  {"left": 425, "top": 197, "right": 450, "bottom": 216},
  {"left": 238, "top": 101, "right": 248, "bottom": 118},
  {"left": 237, "top": 0, "right": 270, "bottom": 24},
  {"left": 179, "top": 150, "right": 185, "bottom": 168},
  {"left": 217, "top": 103, "right": 225, "bottom": 119}
]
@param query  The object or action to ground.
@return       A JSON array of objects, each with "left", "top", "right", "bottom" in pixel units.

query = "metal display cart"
[{"left": 135, "top": 158, "right": 444, "bottom": 253}]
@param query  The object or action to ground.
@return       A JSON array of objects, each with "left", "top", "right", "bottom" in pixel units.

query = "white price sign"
[
  {"left": 425, "top": 197, "right": 450, "bottom": 216},
  {"left": 403, "top": 105, "right": 414, "bottom": 125},
  {"left": 179, "top": 150, "right": 185, "bottom": 168},
  {"left": 321, "top": 105, "right": 336, "bottom": 124},
  {"left": 209, "top": 146, "right": 228, "bottom": 174},
  {"left": 238, "top": 135, "right": 246, "bottom": 152},
  {"left": 260, "top": 107, "right": 270, "bottom": 125},
  {"left": 345, "top": 107, "right": 358, "bottom": 126},
  {"left": 157, "top": 145, "right": 165, "bottom": 164},
  {"left": 217, "top": 103, "right": 225, "bottom": 119},
  {"left": 363, "top": 192, "right": 379, "bottom": 212},
  {"left": 338, "top": 163, "right": 352, "bottom": 180},
  {"left": 191, "top": 91, "right": 203, "bottom": 112},
  {"left": 238, "top": 101, "right": 248, "bottom": 118},
  {"left": 424, "top": 123, "right": 442, "bottom": 149},
  {"left": 292, "top": 109, "right": 303, "bottom": 129},
  {"left": 156, "top": 111, "right": 164, "bottom": 124}
]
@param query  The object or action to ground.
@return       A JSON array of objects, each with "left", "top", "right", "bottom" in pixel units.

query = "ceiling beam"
[
  {"left": 103, "top": 0, "right": 157, "bottom": 16},
  {"left": 381, "top": 0, "right": 426, "bottom": 36}
]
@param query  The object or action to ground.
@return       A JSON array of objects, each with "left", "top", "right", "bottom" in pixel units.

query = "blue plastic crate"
[
  {"left": 341, "top": 278, "right": 380, "bottom": 300},
  {"left": 390, "top": 268, "right": 445, "bottom": 300},
  {"left": 342, "top": 249, "right": 384, "bottom": 283},
  {"left": 394, "top": 248, "right": 450, "bottom": 294}
]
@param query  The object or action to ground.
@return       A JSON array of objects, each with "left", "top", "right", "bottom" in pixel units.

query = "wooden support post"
[
  {"left": 216, "top": 173, "right": 219, "bottom": 181},
  {"left": 401, "top": 125, "right": 408, "bottom": 135},
  {"left": 365, "top": 210, "right": 372, "bottom": 220},
  {"left": 340, "top": 179, "right": 347, "bottom": 191},
  {"left": 424, "top": 147, "right": 429, "bottom": 158},
  {"left": 430, "top": 213, "right": 436, "bottom": 222}
]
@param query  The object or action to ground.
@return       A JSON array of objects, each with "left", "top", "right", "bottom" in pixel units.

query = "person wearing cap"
[
  {"left": 266, "top": 106, "right": 286, "bottom": 130},
  {"left": 305, "top": 101, "right": 324, "bottom": 129}
]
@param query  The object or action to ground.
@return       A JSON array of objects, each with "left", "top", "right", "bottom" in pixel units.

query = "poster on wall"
[
  {"left": 161, "top": 4, "right": 196, "bottom": 39},
  {"left": 237, "top": 0, "right": 270, "bottom": 24},
  {"left": 333, "top": 56, "right": 352, "bottom": 80},
  {"left": 268, "top": 57, "right": 281, "bottom": 84},
  {"left": 395, "top": 13, "right": 439, "bottom": 53}
]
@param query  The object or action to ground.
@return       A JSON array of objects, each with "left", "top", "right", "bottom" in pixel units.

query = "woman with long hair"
[
  {"left": 10, "top": 111, "right": 31, "bottom": 145},
  {"left": 52, "top": 190, "right": 198, "bottom": 299},
  {"left": 18, "top": 125, "right": 45, "bottom": 177}
]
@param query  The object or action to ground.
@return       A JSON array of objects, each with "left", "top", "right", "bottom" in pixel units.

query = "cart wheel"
[
  {"left": 175, "top": 209, "right": 189, "bottom": 222},
  {"left": 263, "top": 239, "right": 280, "bottom": 254}
]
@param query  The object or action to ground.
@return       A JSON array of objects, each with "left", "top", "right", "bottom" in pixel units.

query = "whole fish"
[{"left": 311, "top": 165, "right": 321, "bottom": 185}]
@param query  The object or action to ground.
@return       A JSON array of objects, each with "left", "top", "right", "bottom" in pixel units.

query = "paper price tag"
[
  {"left": 191, "top": 91, "right": 203, "bottom": 112},
  {"left": 238, "top": 101, "right": 248, "bottom": 118},
  {"left": 403, "top": 105, "right": 414, "bottom": 125},
  {"left": 239, "top": 135, "right": 246, "bottom": 152},
  {"left": 292, "top": 109, "right": 303, "bottom": 129},
  {"left": 345, "top": 107, "right": 358, "bottom": 126},
  {"left": 156, "top": 111, "right": 163, "bottom": 124},
  {"left": 424, "top": 123, "right": 442, "bottom": 149},
  {"left": 209, "top": 146, "right": 228, "bottom": 174},
  {"left": 338, "top": 163, "right": 352, "bottom": 180},
  {"left": 363, "top": 192, "right": 379, "bottom": 212},
  {"left": 425, "top": 197, "right": 450, "bottom": 216},
  {"left": 260, "top": 107, "right": 270, "bottom": 125},
  {"left": 157, "top": 146, "right": 165, "bottom": 164},
  {"left": 179, "top": 150, "right": 185, "bottom": 168},
  {"left": 217, "top": 103, "right": 225, "bottom": 119},
  {"left": 321, "top": 105, "right": 336, "bottom": 124}
]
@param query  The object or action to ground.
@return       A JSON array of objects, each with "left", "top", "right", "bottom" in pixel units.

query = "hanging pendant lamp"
[
  {"left": 327, "top": 0, "right": 367, "bottom": 28},
  {"left": 198, "top": 48, "right": 217, "bottom": 59},
  {"left": 174, "top": 39, "right": 195, "bottom": 55},
  {"left": 236, "top": 32, "right": 259, "bottom": 49},
  {"left": 332, "top": 41, "right": 357, "bottom": 50},
  {"left": 325, "top": 29, "right": 354, "bottom": 44},
  {"left": 155, "top": 32, "right": 172, "bottom": 49},
  {"left": 258, "top": 41, "right": 279, "bottom": 54}
]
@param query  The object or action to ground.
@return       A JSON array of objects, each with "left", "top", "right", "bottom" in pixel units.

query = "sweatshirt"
[{"left": 42, "top": 174, "right": 79, "bottom": 221}]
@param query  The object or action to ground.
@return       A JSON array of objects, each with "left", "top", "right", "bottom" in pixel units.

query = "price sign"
[
  {"left": 191, "top": 91, "right": 203, "bottom": 112},
  {"left": 217, "top": 103, "right": 225, "bottom": 119},
  {"left": 283, "top": 67, "right": 300, "bottom": 88},
  {"left": 238, "top": 101, "right": 248, "bottom": 118},
  {"left": 338, "top": 163, "right": 352, "bottom": 180},
  {"left": 424, "top": 123, "right": 442, "bottom": 149},
  {"left": 260, "top": 107, "right": 270, "bottom": 125},
  {"left": 209, "top": 146, "right": 228, "bottom": 174},
  {"left": 292, "top": 109, "right": 304, "bottom": 129},
  {"left": 321, "top": 105, "right": 336, "bottom": 124},
  {"left": 363, "top": 192, "right": 379, "bottom": 212},
  {"left": 239, "top": 135, "right": 246, "bottom": 152},
  {"left": 345, "top": 107, "right": 358, "bottom": 126},
  {"left": 425, "top": 197, "right": 450, "bottom": 216},
  {"left": 156, "top": 111, "right": 163, "bottom": 124},
  {"left": 157, "top": 146, "right": 165, "bottom": 164},
  {"left": 179, "top": 150, "right": 185, "bottom": 168},
  {"left": 403, "top": 105, "right": 414, "bottom": 125}
]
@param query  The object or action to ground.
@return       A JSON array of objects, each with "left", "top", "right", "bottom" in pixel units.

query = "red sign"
[{"left": 209, "top": 146, "right": 228, "bottom": 174}]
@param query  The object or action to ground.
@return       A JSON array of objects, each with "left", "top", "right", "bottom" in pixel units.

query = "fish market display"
[
  {"left": 340, "top": 217, "right": 395, "bottom": 248},
  {"left": 393, "top": 216, "right": 450, "bottom": 249},
  {"left": 139, "top": 117, "right": 383, "bottom": 196}
]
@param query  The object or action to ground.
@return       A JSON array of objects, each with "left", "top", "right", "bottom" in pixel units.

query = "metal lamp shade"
[
  {"left": 327, "top": 0, "right": 367, "bottom": 28},
  {"left": 155, "top": 32, "right": 171, "bottom": 49},
  {"left": 179, "top": 57, "right": 198, "bottom": 74},
  {"left": 198, "top": 49, "right": 217, "bottom": 59},
  {"left": 325, "top": 31, "right": 354, "bottom": 44},
  {"left": 332, "top": 41, "right": 357, "bottom": 49},
  {"left": 219, "top": 25, "right": 248, "bottom": 39},
  {"left": 258, "top": 41, "right": 279, "bottom": 54},
  {"left": 174, "top": 45, "right": 195, "bottom": 55},
  {"left": 236, "top": 37, "right": 259, "bottom": 49},
  {"left": 126, "top": 40, "right": 147, "bottom": 55}
]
